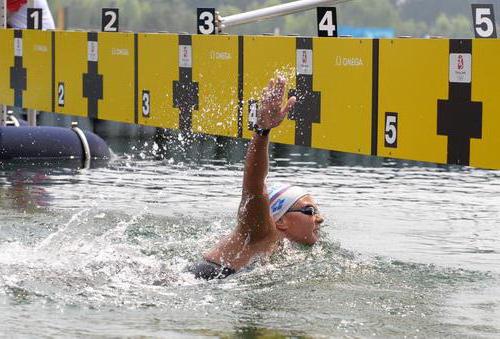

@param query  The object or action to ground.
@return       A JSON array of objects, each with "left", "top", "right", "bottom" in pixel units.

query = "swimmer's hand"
[{"left": 257, "top": 77, "right": 297, "bottom": 130}]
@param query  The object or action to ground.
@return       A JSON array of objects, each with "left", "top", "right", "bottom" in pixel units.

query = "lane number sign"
[
  {"left": 248, "top": 100, "right": 258, "bottom": 130},
  {"left": 27, "top": 8, "right": 43, "bottom": 30},
  {"left": 197, "top": 8, "right": 216, "bottom": 35},
  {"left": 142, "top": 90, "right": 151, "bottom": 117},
  {"left": 472, "top": 4, "right": 497, "bottom": 38},
  {"left": 102, "top": 8, "right": 119, "bottom": 32},
  {"left": 317, "top": 7, "right": 337, "bottom": 37},
  {"left": 58, "top": 82, "right": 65, "bottom": 107},
  {"left": 384, "top": 112, "right": 398, "bottom": 148}
]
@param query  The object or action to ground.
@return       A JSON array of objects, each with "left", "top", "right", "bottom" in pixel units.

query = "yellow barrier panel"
[
  {"left": 0, "top": 29, "right": 14, "bottom": 106},
  {"left": 192, "top": 35, "right": 239, "bottom": 137},
  {"left": 54, "top": 31, "right": 88, "bottom": 117},
  {"left": 137, "top": 33, "right": 178, "bottom": 128},
  {"left": 2, "top": 27, "right": 500, "bottom": 170},
  {"left": 313, "top": 38, "right": 372, "bottom": 155},
  {"left": 99, "top": 32, "right": 135, "bottom": 123},
  {"left": 471, "top": 40, "right": 500, "bottom": 169},
  {"left": 378, "top": 39, "right": 449, "bottom": 164},
  {"left": 23, "top": 30, "right": 52, "bottom": 112},
  {"left": 243, "top": 35, "right": 296, "bottom": 144}
]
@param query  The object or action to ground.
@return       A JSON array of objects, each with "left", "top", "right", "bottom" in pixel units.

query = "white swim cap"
[{"left": 268, "top": 184, "right": 308, "bottom": 221}]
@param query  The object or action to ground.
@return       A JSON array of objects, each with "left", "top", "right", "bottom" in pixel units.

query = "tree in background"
[{"left": 46, "top": 0, "right": 475, "bottom": 38}]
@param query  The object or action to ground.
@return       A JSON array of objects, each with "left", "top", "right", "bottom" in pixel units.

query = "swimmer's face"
[{"left": 277, "top": 195, "right": 324, "bottom": 245}]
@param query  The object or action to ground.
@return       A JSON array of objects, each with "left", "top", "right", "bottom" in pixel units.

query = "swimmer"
[
  {"left": 190, "top": 76, "right": 324, "bottom": 280},
  {"left": 7, "top": 0, "right": 55, "bottom": 29}
]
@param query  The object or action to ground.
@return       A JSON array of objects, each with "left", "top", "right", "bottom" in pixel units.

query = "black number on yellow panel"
[
  {"left": 317, "top": 7, "right": 337, "bottom": 37},
  {"left": 58, "top": 82, "right": 65, "bottom": 107},
  {"left": 248, "top": 100, "right": 258, "bottom": 130},
  {"left": 472, "top": 4, "right": 497, "bottom": 38},
  {"left": 102, "top": 8, "right": 119, "bottom": 32},
  {"left": 197, "top": 8, "right": 216, "bottom": 35},
  {"left": 142, "top": 90, "right": 151, "bottom": 117},
  {"left": 27, "top": 8, "right": 43, "bottom": 30},
  {"left": 384, "top": 113, "right": 398, "bottom": 148}
]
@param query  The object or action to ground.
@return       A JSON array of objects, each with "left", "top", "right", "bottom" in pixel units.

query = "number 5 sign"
[
  {"left": 472, "top": 4, "right": 497, "bottom": 38},
  {"left": 317, "top": 7, "right": 337, "bottom": 37}
]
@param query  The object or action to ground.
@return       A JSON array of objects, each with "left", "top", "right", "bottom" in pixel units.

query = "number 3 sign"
[{"left": 197, "top": 8, "right": 217, "bottom": 35}]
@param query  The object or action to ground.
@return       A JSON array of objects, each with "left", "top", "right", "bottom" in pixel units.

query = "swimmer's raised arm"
[
  {"left": 242, "top": 77, "right": 296, "bottom": 195},
  {"left": 237, "top": 77, "right": 296, "bottom": 236}
]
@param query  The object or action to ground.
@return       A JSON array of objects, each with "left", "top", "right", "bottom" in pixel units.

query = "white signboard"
[
  {"left": 179, "top": 45, "right": 192, "bottom": 68},
  {"left": 14, "top": 38, "right": 23, "bottom": 57},
  {"left": 88, "top": 41, "right": 98, "bottom": 62},
  {"left": 449, "top": 53, "right": 472, "bottom": 83},
  {"left": 296, "top": 49, "right": 313, "bottom": 75}
]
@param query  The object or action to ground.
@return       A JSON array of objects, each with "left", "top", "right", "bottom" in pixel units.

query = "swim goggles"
[{"left": 287, "top": 205, "right": 319, "bottom": 216}]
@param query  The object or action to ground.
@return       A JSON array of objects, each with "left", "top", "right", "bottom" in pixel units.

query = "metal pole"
[
  {"left": 1, "top": 0, "right": 6, "bottom": 127},
  {"left": 221, "top": 0, "right": 350, "bottom": 29},
  {"left": 27, "top": 0, "right": 37, "bottom": 126},
  {"left": 0, "top": 0, "right": 5, "bottom": 27}
]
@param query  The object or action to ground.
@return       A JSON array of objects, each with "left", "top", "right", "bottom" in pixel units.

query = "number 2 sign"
[{"left": 102, "top": 8, "right": 119, "bottom": 32}]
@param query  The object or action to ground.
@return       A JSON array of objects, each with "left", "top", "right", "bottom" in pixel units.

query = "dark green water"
[{"left": 1, "top": 135, "right": 499, "bottom": 337}]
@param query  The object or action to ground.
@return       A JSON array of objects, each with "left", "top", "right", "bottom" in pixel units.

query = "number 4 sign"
[
  {"left": 472, "top": 4, "right": 497, "bottom": 38},
  {"left": 317, "top": 7, "right": 337, "bottom": 37}
]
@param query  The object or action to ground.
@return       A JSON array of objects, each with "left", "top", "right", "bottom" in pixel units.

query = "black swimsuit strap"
[{"left": 189, "top": 260, "right": 236, "bottom": 280}]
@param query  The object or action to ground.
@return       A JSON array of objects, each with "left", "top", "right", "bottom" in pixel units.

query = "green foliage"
[{"left": 47, "top": 0, "right": 475, "bottom": 37}]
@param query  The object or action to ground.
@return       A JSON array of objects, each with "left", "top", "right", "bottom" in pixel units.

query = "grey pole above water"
[
  {"left": 27, "top": 0, "right": 37, "bottom": 127},
  {"left": 1, "top": 0, "right": 6, "bottom": 127},
  {"left": 220, "top": 0, "right": 350, "bottom": 29}
]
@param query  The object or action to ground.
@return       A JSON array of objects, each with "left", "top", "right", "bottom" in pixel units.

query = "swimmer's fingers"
[
  {"left": 262, "top": 78, "right": 275, "bottom": 100},
  {"left": 274, "top": 76, "right": 286, "bottom": 102},
  {"left": 257, "top": 76, "right": 291, "bottom": 129},
  {"left": 274, "top": 96, "right": 296, "bottom": 125},
  {"left": 267, "top": 95, "right": 295, "bottom": 128},
  {"left": 281, "top": 96, "right": 296, "bottom": 116},
  {"left": 269, "top": 76, "right": 286, "bottom": 105}
]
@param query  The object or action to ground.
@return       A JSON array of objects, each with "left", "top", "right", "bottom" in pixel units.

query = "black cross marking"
[
  {"left": 10, "top": 30, "right": 26, "bottom": 108},
  {"left": 83, "top": 32, "right": 103, "bottom": 119},
  {"left": 173, "top": 35, "right": 199, "bottom": 132},
  {"left": 437, "top": 40, "right": 482, "bottom": 166},
  {"left": 288, "top": 38, "right": 321, "bottom": 147}
]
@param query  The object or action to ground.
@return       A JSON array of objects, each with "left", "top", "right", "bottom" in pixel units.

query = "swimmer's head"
[
  {"left": 268, "top": 184, "right": 324, "bottom": 245},
  {"left": 268, "top": 184, "right": 308, "bottom": 221}
]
